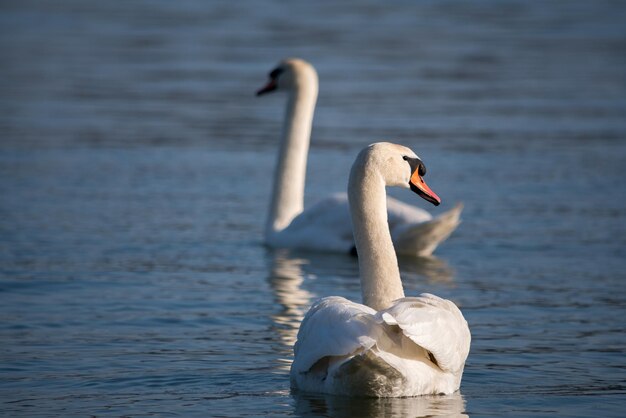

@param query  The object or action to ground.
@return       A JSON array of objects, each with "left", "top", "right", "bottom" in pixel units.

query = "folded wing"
[
  {"left": 378, "top": 293, "right": 471, "bottom": 373},
  {"left": 291, "top": 296, "right": 378, "bottom": 374}
]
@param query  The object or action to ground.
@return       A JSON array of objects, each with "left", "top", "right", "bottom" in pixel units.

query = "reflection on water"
[
  {"left": 294, "top": 391, "right": 468, "bottom": 418},
  {"left": 267, "top": 249, "right": 315, "bottom": 362},
  {"left": 1, "top": 0, "right": 625, "bottom": 416},
  {"left": 399, "top": 255, "right": 455, "bottom": 286}
]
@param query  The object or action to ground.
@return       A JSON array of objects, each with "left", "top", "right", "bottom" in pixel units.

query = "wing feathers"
[
  {"left": 291, "top": 294, "right": 471, "bottom": 396},
  {"left": 292, "top": 297, "right": 378, "bottom": 373},
  {"left": 377, "top": 294, "right": 471, "bottom": 372},
  {"left": 293, "top": 294, "right": 469, "bottom": 375}
]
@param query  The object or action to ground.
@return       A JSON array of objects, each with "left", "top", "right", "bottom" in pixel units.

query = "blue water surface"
[{"left": 1, "top": 1, "right": 625, "bottom": 416}]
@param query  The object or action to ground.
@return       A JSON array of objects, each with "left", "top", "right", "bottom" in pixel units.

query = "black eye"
[
  {"left": 418, "top": 163, "right": 427, "bottom": 176},
  {"left": 403, "top": 156, "right": 427, "bottom": 176},
  {"left": 269, "top": 67, "right": 284, "bottom": 79}
]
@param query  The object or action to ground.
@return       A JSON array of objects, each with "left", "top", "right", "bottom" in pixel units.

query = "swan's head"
[
  {"left": 256, "top": 58, "right": 318, "bottom": 96},
  {"left": 356, "top": 142, "right": 441, "bottom": 206}
]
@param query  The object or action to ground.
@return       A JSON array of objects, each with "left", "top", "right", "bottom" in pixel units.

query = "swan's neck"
[
  {"left": 266, "top": 78, "right": 318, "bottom": 237},
  {"left": 348, "top": 160, "right": 405, "bottom": 311}
]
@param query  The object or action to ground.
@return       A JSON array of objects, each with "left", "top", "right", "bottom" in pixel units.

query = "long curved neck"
[
  {"left": 266, "top": 77, "right": 318, "bottom": 238},
  {"left": 348, "top": 158, "right": 405, "bottom": 311}
]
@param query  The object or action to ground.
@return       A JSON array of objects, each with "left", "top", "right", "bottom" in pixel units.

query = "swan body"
[
  {"left": 268, "top": 193, "right": 463, "bottom": 256},
  {"left": 258, "top": 58, "right": 462, "bottom": 257},
  {"left": 290, "top": 143, "right": 471, "bottom": 397}
]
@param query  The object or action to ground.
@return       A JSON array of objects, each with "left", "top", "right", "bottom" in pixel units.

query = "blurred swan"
[
  {"left": 257, "top": 58, "right": 462, "bottom": 257},
  {"left": 290, "top": 143, "right": 471, "bottom": 397}
]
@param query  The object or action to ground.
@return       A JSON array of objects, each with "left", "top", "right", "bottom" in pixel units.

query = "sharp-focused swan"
[
  {"left": 257, "top": 58, "right": 462, "bottom": 257},
  {"left": 290, "top": 142, "right": 471, "bottom": 397}
]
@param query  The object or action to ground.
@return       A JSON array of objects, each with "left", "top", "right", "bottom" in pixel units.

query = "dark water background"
[{"left": 1, "top": 0, "right": 625, "bottom": 416}]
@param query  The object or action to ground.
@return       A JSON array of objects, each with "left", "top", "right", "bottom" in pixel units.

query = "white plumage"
[
  {"left": 291, "top": 294, "right": 470, "bottom": 397},
  {"left": 289, "top": 143, "right": 471, "bottom": 397},
  {"left": 258, "top": 58, "right": 462, "bottom": 257}
]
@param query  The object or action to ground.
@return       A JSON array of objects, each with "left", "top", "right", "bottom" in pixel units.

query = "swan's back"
[
  {"left": 290, "top": 294, "right": 470, "bottom": 397},
  {"left": 267, "top": 193, "right": 353, "bottom": 252}
]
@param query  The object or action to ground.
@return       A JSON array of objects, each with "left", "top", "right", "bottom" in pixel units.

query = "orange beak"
[
  {"left": 410, "top": 169, "right": 441, "bottom": 206},
  {"left": 256, "top": 80, "right": 277, "bottom": 96}
]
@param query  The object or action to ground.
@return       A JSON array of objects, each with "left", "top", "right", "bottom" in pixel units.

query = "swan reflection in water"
[
  {"left": 266, "top": 249, "right": 316, "bottom": 371},
  {"left": 398, "top": 254, "right": 456, "bottom": 286},
  {"left": 293, "top": 390, "right": 468, "bottom": 418},
  {"left": 266, "top": 249, "right": 457, "bottom": 373}
]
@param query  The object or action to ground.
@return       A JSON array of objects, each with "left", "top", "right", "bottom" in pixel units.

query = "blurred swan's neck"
[
  {"left": 348, "top": 153, "right": 404, "bottom": 311},
  {"left": 266, "top": 74, "right": 318, "bottom": 238}
]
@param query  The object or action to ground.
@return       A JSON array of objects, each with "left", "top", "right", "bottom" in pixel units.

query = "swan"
[
  {"left": 290, "top": 142, "right": 471, "bottom": 397},
  {"left": 257, "top": 58, "right": 462, "bottom": 257}
]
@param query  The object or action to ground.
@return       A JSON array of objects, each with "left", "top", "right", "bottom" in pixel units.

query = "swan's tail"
[{"left": 394, "top": 203, "right": 463, "bottom": 257}]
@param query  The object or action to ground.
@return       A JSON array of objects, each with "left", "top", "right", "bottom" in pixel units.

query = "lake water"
[{"left": 1, "top": 1, "right": 625, "bottom": 416}]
